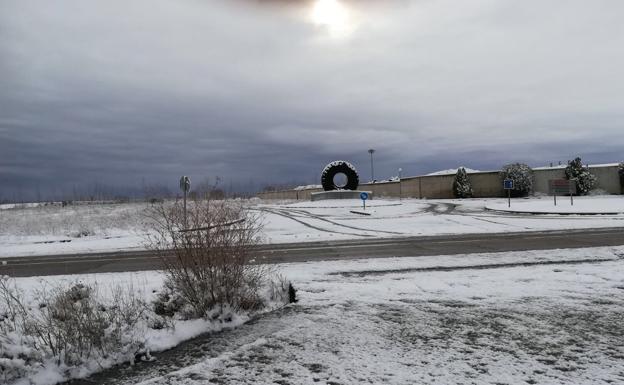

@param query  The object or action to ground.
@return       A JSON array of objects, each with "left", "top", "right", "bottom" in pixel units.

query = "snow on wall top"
[
  {"left": 533, "top": 163, "right": 620, "bottom": 171},
  {"left": 426, "top": 167, "right": 481, "bottom": 176},
  {"left": 293, "top": 184, "right": 322, "bottom": 191}
]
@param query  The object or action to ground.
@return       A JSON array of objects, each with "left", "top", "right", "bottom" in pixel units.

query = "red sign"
[{"left": 548, "top": 179, "right": 577, "bottom": 195}]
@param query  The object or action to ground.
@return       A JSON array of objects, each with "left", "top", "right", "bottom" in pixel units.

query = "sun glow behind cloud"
[
  {"left": 311, "top": 0, "right": 354, "bottom": 38},
  {"left": 3, "top": 0, "right": 624, "bottom": 197}
]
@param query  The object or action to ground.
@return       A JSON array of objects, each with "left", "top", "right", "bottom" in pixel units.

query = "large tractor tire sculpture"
[{"left": 321, "top": 161, "right": 359, "bottom": 191}]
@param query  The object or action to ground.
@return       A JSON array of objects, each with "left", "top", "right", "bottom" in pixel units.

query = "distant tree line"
[{"left": 0, "top": 177, "right": 262, "bottom": 204}]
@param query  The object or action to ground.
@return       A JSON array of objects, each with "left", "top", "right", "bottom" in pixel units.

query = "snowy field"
[
  {"left": 0, "top": 202, "right": 147, "bottom": 257},
  {"left": 16, "top": 246, "right": 622, "bottom": 385},
  {"left": 2, "top": 197, "right": 624, "bottom": 257}
]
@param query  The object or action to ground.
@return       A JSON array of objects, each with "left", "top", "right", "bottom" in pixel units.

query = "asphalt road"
[{"left": 2, "top": 227, "right": 623, "bottom": 277}]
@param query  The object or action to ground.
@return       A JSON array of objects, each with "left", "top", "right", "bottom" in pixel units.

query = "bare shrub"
[
  {"left": 266, "top": 274, "right": 298, "bottom": 304},
  {"left": 146, "top": 198, "right": 268, "bottom": 319},
  {"left": 0, "top": 277, "right": 147, "bottom": 382}
]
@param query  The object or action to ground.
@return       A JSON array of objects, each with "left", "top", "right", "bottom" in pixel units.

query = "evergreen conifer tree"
[
  {"left": 565, "top": 157, "right": 597, "bottom": 195},
  {"left": 500, "top": 163, "right": 533, "bottom": 197},
  {"left": 452, "top": 167, "right": 473, "bottom": 198}
]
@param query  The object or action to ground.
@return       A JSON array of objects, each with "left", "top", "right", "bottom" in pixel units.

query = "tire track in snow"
[
  {"left": 257, "top": 208, "right": 373, "bottom": 238},
  {"left": 280, "top": 208, "right": 404, "bottom": 235}
]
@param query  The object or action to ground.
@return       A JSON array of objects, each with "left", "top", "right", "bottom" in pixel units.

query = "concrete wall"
[
  {"left": 360, "top": 181, "right": 401, "bottom": 198},
  {"left": 532, "top": 168, "right": 566, "bottom": 194},
  {"left": 349, "top": 172, "right": 504, "bottom": 199},
  {"left": 463, "top": 171, "right": 505, "bottom": 198},
  {"left": 591, "top": 165, "right": 622, "bottom": 194},
  {"left": 257, "top": 165, "right": 622, "bottom": 200},
  {"left": 412, "top": 175, "right": 455, "bottom": 199},
  {"left": 531, "top": 165, "right": 621, "bottom": 195}
]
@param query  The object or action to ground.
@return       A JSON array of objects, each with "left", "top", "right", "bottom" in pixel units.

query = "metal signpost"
[
  {"left": 548, "top": 179, "right": 576, "bottom": 206},
  {"left": 179, "top": 176, "right": 191, "bottom": 229},
  {"left": 503, "top": 179, "right": 514, "bottom": 207},
  {"left": 360, "top": 191, "right": 369, "bottom": 210}
]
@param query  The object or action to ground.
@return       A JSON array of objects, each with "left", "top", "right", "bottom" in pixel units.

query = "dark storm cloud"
[{"left": 1, "top": 0, "right": 624, "bottom": 200}]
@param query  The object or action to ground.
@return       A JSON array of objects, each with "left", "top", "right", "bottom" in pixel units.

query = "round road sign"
[{"left": 179, "top": 176, "right": 191, "bottom": 192}]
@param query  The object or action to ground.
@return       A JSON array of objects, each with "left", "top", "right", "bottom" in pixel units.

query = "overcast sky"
[{"left": 1, "top": 0, "right": 623, "bottom": 199}]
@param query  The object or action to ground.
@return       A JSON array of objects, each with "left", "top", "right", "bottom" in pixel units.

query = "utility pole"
[
  {"left": 368, "top": 148, "right": 376, "bottom": 182},
  {"left": 398, "top": 167, "right": 402, "bottom": 201}
]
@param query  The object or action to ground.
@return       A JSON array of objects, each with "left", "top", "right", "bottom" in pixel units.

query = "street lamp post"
[
  {"left": 368, "top": 148, "right": 375, "bottom": 182},
  {"left": 179, "top": 176, "right": 191, "bottom": 229},
  {"left": 398, "top": 167, "right": 402, "bottom": 200}
]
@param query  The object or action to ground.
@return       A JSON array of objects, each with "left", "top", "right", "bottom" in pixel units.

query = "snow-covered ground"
[
  {"left": 2, "top": 197, "right": 624, "bottom": 257},
  {"left": 258, "top": 196, "right": 624, "bottom": 244},
  {"left": 2, "top": 269, "right": 290, "bottom": 385},
  {"left": 487, "top": 196, "right": 624, "bottom": 214},
  {"left": 8, "top": 271, "right": 253, "bottom": 352},
  {"left": 0, "top": 202, "right": 148, "bottom": 257},
  {"left": 138, "top": 247, "right": 624, "bottom": 384},
  {"left": 18, "top": 246, "right": 621, "bottom": 385}
]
